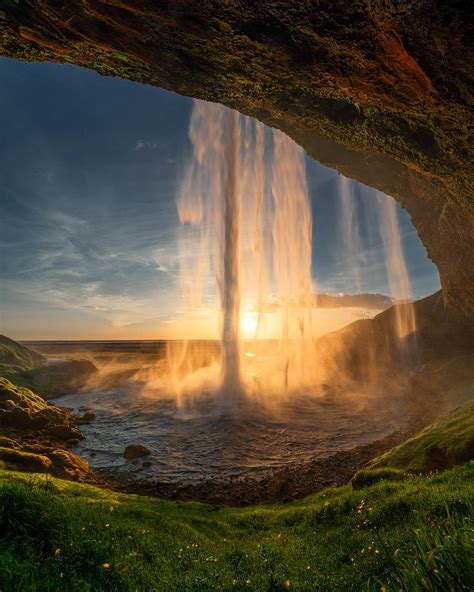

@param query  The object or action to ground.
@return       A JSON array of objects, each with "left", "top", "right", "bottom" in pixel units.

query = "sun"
[{"left": 241, "top": 312, "right": 258, "bottom": 338}]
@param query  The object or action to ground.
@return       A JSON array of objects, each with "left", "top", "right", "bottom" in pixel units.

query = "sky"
[{"left": 0, "top": 58, "right": 440, "bottom": 340}]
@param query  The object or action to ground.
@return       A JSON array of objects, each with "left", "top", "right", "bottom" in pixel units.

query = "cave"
[{"left": 1, "top": 0, "right": 472, "bottom": 317}]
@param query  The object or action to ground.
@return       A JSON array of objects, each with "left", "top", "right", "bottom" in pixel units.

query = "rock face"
[{"left": 0, "top": 2, "right": 472, "bottom": 315}]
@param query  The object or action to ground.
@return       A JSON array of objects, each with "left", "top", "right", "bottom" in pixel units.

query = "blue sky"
[{"left": 0, "top": 58, "right": 440, "bottom": 339}]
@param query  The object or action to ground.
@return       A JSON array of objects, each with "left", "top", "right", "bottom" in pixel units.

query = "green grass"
[{"left": 0, "top": 464, "right": 472, "bottom": 591}]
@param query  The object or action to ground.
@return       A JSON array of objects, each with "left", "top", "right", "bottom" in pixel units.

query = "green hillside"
[
  {"left": 0, "top": 335, "right": 45, "bottom": 374},
  {"left": 0, "top": 463, "right": 471, "bottom": 591},
  {"left": 368, "top": 400, "right": 474, "bottom": 474}
]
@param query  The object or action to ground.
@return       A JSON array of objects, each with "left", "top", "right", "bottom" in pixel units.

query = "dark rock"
[
  {"left": 124, "top": 444, "right": 151, "bottom": 460},
  {"left": 49, "top": 424, "right": 83, "bottom": 442},
  {"left": 142, "top": 460, "right": 152, "bottom": 468},
  {"left": 77, "top": 411, "right": 96, "bottom": 423}
]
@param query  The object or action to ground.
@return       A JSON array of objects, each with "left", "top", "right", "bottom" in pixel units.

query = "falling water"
[
  {"left": 175, "top": 100, "right": 314, "bottom": 406},
  {"left": 374, "top": 191, "right": 416, "bottom": 341},
  {"left": 337, "top": 176, "right": 416, "bottom": 343},
  {"left": 337, "top": 174, "right": 365, "bottom": 293}
]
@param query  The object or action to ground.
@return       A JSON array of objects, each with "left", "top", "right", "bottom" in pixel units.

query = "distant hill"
[
  {"left": 0, "top": 335, "right": 46, "bottom": 374},
  {"left": 0, "top": 335, "right": 96, "bottom": 397},
  {"left": 314, "top": 291, "right": 474, "bottom": 410}
]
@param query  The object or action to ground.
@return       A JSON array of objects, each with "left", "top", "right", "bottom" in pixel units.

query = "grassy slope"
[
  {"left": 369, "top": 400, "right": 474, "bottom": 473},
  {"left": 0, "top": 464, "right": 472, "bottom": 592}
]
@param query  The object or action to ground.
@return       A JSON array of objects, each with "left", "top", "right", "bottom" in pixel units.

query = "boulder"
[
  {"left": 77, "top": 411, "right": 96, "bottom": 424},
  {"left": 123, "top": 444, "right": 151, "bottom": 460}
]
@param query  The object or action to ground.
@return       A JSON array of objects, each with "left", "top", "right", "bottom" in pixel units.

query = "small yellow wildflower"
[
  {"left": 54, "top": 548, "right": 61, "bottom": 557},
  {"left": 284, "top": 580, "right": 293, "bottom": 589},
  {"left": 102, "top": 563, "right": 110, "bottom": 569}
]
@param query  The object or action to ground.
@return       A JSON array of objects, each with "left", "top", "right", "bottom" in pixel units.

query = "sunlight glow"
[{"left": 241, "top": 312, "right": 258, "bottom": 338}]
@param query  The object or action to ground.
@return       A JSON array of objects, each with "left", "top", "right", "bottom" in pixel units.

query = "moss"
[{"left": 0, "top": 447, "right": 52, "bottom": 472}]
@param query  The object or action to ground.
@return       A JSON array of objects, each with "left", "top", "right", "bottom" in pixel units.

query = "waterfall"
[
  {"left": 337, "top": 175, "right": 416, "bottom": 343},
  {"left": 175, "top": 100, "right": 313, "bottom": 405}
]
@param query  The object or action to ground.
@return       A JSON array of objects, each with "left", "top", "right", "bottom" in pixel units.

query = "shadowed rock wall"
[{"left": 1, "top": 1, "right": 472, "bottom": 313}]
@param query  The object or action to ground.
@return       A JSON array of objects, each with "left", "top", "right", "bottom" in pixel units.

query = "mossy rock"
[
  {"left": 48, "top": 424, "right": 83, "bottom": 442},
  {"left": 0, "top": 447, "right": 52, "bottom": 472},
  {"left": 0, "top": 377, "right": 47, "bottom": 412},
  {"left": 0, "top": 376, "right": 83, "bottom": 442},
  {"left": 48, "top": 449, "right": 89, "bottom": 478},
  {"left": 0, "top": 437, "right": 20, "bottom": 450}
]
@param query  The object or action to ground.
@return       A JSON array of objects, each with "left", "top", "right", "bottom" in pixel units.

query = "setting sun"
[{"left": 241, "top": 312, "right": 258, "bottom": 338}]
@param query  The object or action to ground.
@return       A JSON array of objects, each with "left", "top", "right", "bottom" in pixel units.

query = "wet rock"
[
  {"left": 124, "top": 444, "right": 151, "bottom": 460},
  {"left": 77, "top": 411, "right": 96, "bottom": 424},
  {"left": 0, "top": 446, "right": 52, "bottom": 472},
  {"left": 142, "top": 460, "right": 152, "bottom": 468}
]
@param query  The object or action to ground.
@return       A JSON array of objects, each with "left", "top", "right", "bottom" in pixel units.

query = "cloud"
[{"left": 133, "top": 139, "right": 158, "bottom": 151}]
